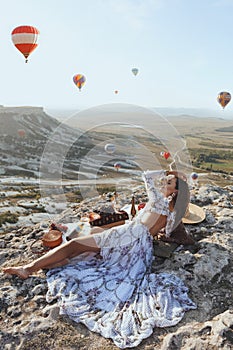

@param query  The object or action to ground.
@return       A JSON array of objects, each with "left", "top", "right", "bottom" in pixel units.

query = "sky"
[{"left": 1, "top": 0, "right": 233, "bottom": 116}]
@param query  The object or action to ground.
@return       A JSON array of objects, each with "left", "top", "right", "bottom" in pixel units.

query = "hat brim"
[{"left": 182, "top": 203, "right": 205, "bottom": 224}]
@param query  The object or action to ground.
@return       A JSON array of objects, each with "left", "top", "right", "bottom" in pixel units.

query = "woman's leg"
[{"left": 3, "top": 235, "right": 100, "bottom": 279}]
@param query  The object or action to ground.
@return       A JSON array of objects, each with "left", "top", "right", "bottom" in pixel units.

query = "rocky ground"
[{"left": 0, "top": 183, "right": 233, "bottom": 350}]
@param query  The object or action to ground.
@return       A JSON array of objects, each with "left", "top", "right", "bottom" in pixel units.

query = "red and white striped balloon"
[{"left": 11, "top": 25, "right": 39, "bottom": 62}]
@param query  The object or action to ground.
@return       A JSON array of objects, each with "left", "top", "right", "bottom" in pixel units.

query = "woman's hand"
[{"left": 166, "top": 170, "right": 187, "bottom": 182}]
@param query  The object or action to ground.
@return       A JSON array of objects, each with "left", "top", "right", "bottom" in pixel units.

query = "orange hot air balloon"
[
  {"left": 217, "top": 91, "right": 231, "bottom": 109},
  {"left": 73, "top": 74, "right": 86, "bottom": 91},
  {"left": 11, "top": 25, "right": 39, "bottom": 63},
  {"left": 17, "top": 129, "right": 26, "bottom": 137}
]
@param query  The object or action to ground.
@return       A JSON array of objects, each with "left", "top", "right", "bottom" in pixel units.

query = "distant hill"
[
  {"left": 46, "top": 106, "right": 233, "bottom": 121},
  {"left": 1, "top": 105, "right": 232, "bottom": 180},
  {"left": 0, "top": 106, "right": 78, "bottom": 139},
  {"left": 152, "top": 107, "right": 233, "bottom": 120},
  {"left": 0, "top": 106, "right": 96, "bottom": 178},
  {"left": 215, "top": 125, "right": 233, "bottom": 132},
  {"left": 0, "top": 106, "right": 141, "bottom": 180}
]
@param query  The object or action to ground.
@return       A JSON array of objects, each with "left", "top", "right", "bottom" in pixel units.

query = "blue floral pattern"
[{"left": 46, "top": 221, "right": 196, "bottom": 349}]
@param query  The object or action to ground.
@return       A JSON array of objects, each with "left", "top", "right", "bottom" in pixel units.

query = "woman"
[{"left": 3, "top": 170, "right": 196, "bottom": 349}]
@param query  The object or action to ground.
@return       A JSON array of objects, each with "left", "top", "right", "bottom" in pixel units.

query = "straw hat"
[{"left": 182, "top": 203, "right": 206, "bottom": 224}]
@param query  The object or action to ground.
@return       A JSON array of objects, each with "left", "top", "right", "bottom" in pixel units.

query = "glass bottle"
[{"left": 130, "top": 195, "right": 137, "bottom": 219}]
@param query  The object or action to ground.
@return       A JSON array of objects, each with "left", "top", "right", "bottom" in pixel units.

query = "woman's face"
[{"left": 161, "top": 175, "right": 178, "bottom": 197}]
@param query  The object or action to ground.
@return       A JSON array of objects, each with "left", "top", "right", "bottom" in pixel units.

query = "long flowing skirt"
[{"left": 46, "top": 222, "right": 196, "bottom": 349}]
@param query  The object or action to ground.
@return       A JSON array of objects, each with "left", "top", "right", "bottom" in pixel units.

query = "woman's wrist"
[{"left": 143, "top": 170, "right": 166, "bottom": 178}]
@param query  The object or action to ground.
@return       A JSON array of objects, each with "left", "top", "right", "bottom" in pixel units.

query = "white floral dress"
[{"left": 46, "top": 170, "right": 196, "bottom": 349}]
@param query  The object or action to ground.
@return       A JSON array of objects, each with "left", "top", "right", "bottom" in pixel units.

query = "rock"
[
  {"left": 153, "top": 240, "right": 178, "bottom": 258},
  {"left": 0, "top": 240, "right": 6, "bottom": 248},
  {"left": 205, "top": 211, "right": 216, "bottom": 224},
  {"left": 31, "top": 284, "right": 47, "bottom": 296},
  {"left": 1, "top": 182, "right": 233, "bottom": 349},
  {"left": 43, "top": 304, "right": 60, "bottom": 320},
  {"left": 0, "top": 251, "right": 9, "bottom": 265},
  {"left": 7, "top": 306, "right": 22, "bottom": 318},
  {"left": 194, "top": 242, "right": 230, "bottom": 276}
]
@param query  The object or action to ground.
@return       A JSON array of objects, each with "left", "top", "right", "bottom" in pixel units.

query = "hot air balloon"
[
  {"left": 132, "top": 68, "right": 139, "bottom": 76},
  {"left": 73, "top": 74, "right": 86, "bottom": 91},
  {"left": 190, "top": 172, "right": 199, "bottom": 189},
  {"left": 11, "top": 25, "right": 39, "bottom": 63},
  {"left": 191, "top": 172, "right": 198, "bottom": 180},
  {"left": 164, "top": 152, "right": 170, "bottom": 160},
  {"left": 160, "top": 151, "right": 170, "bottom": 160},
  {"left": 217, "top": 91, "right": 231, "bottom": 109},
  {"left": 114, "top": 162, "right": 121, "bottom": 171},
  {"left": 104, "top": 143, "right": 116, "bottom": 154},
  {"left": 17, "top": 129, "right": 26, "bottom": 137},
  {"left": 114, "top": 90, "right": 119, "bottom": 94}
]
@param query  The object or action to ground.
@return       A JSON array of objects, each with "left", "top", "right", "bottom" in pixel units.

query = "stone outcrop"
[
  {"left": 0, "top": 106, "right": 96, "bottom": 179},
  {"left": 0, "top": 183, "right": 233, "bottom": 349}
]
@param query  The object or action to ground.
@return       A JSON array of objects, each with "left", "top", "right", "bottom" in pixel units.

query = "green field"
[{"left": 166, "top": 116, "right": 233, "bottom": 175}]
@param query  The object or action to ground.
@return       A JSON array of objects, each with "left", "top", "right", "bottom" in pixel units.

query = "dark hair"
[{"left": 170, "top": 176, "right": 190, "bottom": 231}]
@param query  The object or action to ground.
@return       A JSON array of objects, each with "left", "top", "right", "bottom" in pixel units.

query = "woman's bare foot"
[{"left": 2, "top": 266, "right": 30, "bottom": 279}]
